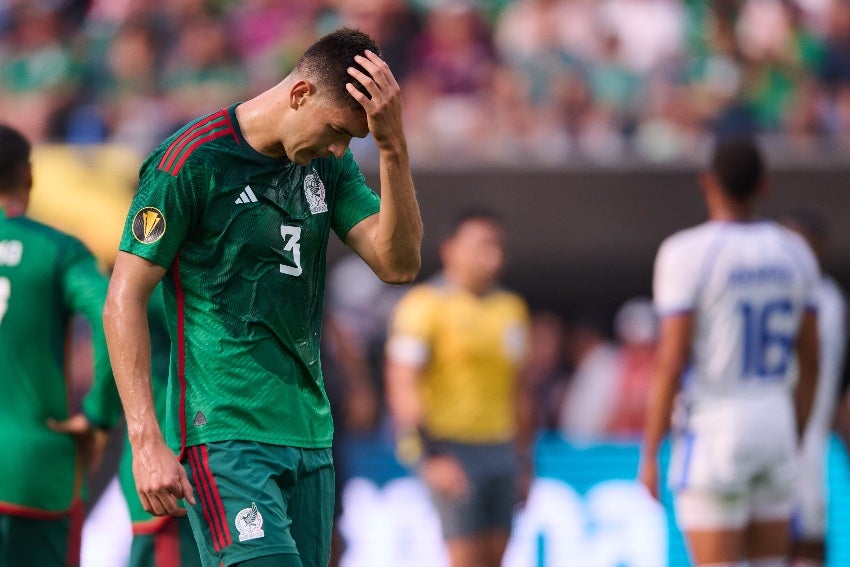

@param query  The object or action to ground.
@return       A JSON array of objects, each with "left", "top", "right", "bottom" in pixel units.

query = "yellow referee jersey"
[{"left": 388, "top": 277, "right": 530, "bottom": 443}]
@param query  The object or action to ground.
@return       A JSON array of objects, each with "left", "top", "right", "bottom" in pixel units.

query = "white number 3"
[
  {"left": 279, "top": 225, "right": 302, "bottom": 277},
  {"left": 0, "top": 277, "right": 10, "bottom": 326}
]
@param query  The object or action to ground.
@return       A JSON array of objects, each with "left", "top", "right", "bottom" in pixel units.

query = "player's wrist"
[
  {"left": 394, "top": 427, "right": 424, "bottom": 469},
  {"left": 126, "top": 419, "right": 165, "bottom": 448},
  {"left": 394, "top": 426, "right": 438, "bottom": 470}
]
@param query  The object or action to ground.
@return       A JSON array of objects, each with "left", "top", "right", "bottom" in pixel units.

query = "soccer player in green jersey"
[
  {"left": 104, "top": 28, "right": 422, "bottom": 567},
  {"left": 0, "top": 124, "right": 120, "bottom": 566}
]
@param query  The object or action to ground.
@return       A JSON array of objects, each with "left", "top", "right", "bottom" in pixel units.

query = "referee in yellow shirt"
[{"left": 386, "top": 209, "right": 533, "bottom": 567}]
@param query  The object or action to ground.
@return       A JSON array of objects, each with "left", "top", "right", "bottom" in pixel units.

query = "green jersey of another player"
[{"left": 0, "top": 124, "right": 119, "bottom": 567}]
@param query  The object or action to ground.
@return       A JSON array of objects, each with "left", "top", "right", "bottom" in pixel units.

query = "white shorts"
[
  {"left": 793, "top": 430, "right": 828, "bottom": 539},
  {"left": 668, "top": 396, "right": 797, "bottom": 530}
]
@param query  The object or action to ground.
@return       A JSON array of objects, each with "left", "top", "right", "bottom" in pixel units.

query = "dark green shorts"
[
  {"left": 182, "top": 441, "right": 334, "bottom": 567},
  {"left": 128, "top": 516, "right": 201, "bottom": 567},
  {"left": 0, "top": 501, "right": 82, "bottom": 567}
]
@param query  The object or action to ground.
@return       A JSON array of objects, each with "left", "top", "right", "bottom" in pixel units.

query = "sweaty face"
[{"left": 286, "top": 95, "right": 369, "bottom": 165}]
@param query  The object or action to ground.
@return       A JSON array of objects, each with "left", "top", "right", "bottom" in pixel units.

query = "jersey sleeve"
[
  {"left": 118, "top": 151, "right": 208, "bottom": 268},
  {"left": 653, "top": 232, "right": 702, "bottom": 317},
  {"left": 330, "top": 150, "right": 380, "bottom": 240},
  {"left": 386, "top": 286, "right": 436, "bottom": 367},
  {"left": 58, "top": 237, "right": 121, "bottom": 429}
]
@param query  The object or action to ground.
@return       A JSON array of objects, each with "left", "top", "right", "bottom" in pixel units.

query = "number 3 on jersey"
[
  {"left": 279, "top": 225, "right": 302, "bottom": 277},
  {"left": 0, "top": 277, "right": 9, "bottom": 326},
  {"left": 738, "top": 298, "right": 794, "bottom": 380}
]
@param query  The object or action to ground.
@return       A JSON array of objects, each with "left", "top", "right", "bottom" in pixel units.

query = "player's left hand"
[
  {"left": 345, "top": 50, "right": 406, "bottom": 152},
  {"left": 48, "top": 413, "right": 110, "bottom": 471}
]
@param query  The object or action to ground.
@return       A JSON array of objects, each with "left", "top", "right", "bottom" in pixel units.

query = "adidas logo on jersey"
[
  {"left": 235, "top": 185, "right": 258, "bottom": 204},
  {"left": 193, "top": 411, "right": 208, "bottom": 427}
]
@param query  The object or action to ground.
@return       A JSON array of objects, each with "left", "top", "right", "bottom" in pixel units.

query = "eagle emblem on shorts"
[
  {"left": 235, "top": 502, "right": 265, "bottom": 542},
  {"left": 304, "top": 170, "right": 328, "bottom": 214}
]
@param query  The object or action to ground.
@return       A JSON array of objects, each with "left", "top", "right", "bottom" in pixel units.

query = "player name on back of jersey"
[
  {"left": 0, "top": 240, "right": 23, "bottom": 266},
  {"left": 728, "top": 264, "right": 793, "bottom": 285}
]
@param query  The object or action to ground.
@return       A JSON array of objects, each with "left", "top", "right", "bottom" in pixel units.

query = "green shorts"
[
  {"left": 182, "top": 441, "right": 334, "bottom": 567},
  {"left": 128, "top": 516, "right": 201, "bottom": 567},
  {"left": 0, "top": 501, "right": 83, "bottom": 567}
]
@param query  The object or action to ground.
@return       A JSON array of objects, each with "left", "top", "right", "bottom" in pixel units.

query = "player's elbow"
[{"left": 376, "top": 258, "right": 420, "bottom": 285}]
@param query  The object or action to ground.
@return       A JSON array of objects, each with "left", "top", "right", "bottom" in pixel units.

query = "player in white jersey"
[
  {"left": 781, "top": 210, "right": 848, "bottom": 567},
  {"left": 639, "top": 136, "right": 820, "bottom": 567}
]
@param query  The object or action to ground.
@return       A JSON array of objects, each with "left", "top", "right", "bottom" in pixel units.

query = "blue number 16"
[{"left": 738, "top": 298, "right": 794, "bottom": 380}]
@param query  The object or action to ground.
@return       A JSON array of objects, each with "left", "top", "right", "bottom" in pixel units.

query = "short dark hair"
[
  {"left": 709, "top": 135, "right": 765, "bottom": 201},
  {"left": 0, "top": 124, "right": 31, "bottom": 195},
  {"left": 294, "top": 27, "right": 381, "bottom": 113},
  {"left": 446, "top": 208, "right": 504, "bottom": 239}
]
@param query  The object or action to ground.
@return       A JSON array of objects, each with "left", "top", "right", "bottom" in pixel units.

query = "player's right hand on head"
[{"left": 132, "top": 439, "right": 196, "bottom": 516}]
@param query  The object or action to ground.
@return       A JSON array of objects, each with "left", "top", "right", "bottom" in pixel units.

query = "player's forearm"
[
  {"left": 643, "top": 315, "right": 691, "bottom": 457},
  {"left": 794, "top": 312, "right": 820, "bottom": 437},
  {"left": 642, "top": 370, "right": 677, "bottom": 459},
  {"left": 385, "top": 361, "right": 424, "bottom": 432},
  {"left": 67, "top": 261, "right": 123, "bottom": 427},
  {"left": 103, "top": 286, "right": 161, "bottom": 446},
  {"left": 374, "top": 148, "right": 422, "bottom": 284}
]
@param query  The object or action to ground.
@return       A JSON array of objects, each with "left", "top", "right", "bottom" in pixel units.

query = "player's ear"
[{"left": 289, "top": 80, "right": 312, "bottom": 110}]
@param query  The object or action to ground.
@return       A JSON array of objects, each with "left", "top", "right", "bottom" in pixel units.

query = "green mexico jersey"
[
  {"left": 119, "top": 105, "right": 380, "bottom": 452},
  {"left": 0, "top": 212, "right": 117, "bottom": 514}
]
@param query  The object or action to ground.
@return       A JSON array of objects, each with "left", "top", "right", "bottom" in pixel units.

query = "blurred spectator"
[
  {"left": 557, "top": 316, "right": 621, "bottom": 441},
  {"left": 0, "top": 4, "right": 80, "bottom": 141},
  {"left": 228, "top": 0, "right": 322, "bottom": 89},
  {"left": 597, "top": 0, "right": 685, "bottom": 75},
  {"left": 321, "top": 314, "right": 380, "bottom": 567},
  {"left": 494, "top": 0, "right": 599, "bottom": 103},
  {"left": 606, "top": 297, "right": 659, "bottom": 439},
  {"left": 5, "top": 0, "right": 850, "bottom": 163},
  {"left": 524, "top": 310, "right": 572, "bottom": 432},
  {"left": 327, "top": 252, "right": 406, "bottom": 431},
  {"left": 161, "top": 13, "right": 250, "bottom": 124}
]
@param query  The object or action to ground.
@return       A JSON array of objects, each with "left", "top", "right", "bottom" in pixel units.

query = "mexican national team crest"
[
  {"left": 235, "top": 502, "right": 265, "bottom": 542},
  {"left": 131, "top": 207, "right": 166, "bottom": 244},
  {"left": 304, "top": 170, "right": 328, "bottom": 214}
]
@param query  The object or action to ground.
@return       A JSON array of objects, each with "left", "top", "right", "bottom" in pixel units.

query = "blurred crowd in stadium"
[{"left": 4, "top": 0, "right": 850, "bottom": 167}]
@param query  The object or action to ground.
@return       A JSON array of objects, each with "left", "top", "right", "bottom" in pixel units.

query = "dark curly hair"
[{"left": 294, "top": 27, "right": 381, "bottom": 114}]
